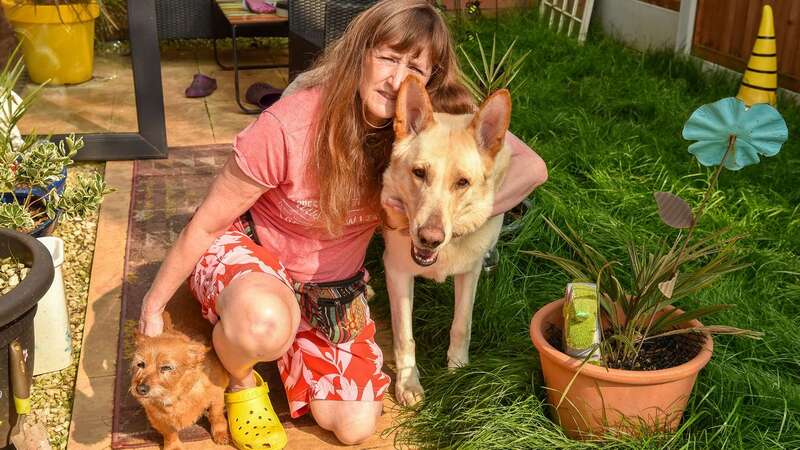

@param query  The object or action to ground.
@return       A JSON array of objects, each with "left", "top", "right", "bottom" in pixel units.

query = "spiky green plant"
[
  {"left": 526, "top": 217, "right": 759, "bottom": 368},
  {"left": 95, "top": 0, "right": 126, "bottom": 41},
  {"left": 525, "top": 96, "right": 789, "bottom": 367},
  {"left": 0, "top": 46, "right": 112, "bottom": 234},
  {"left": 459, "top": 34, "right": 530, "bottom": 103}
]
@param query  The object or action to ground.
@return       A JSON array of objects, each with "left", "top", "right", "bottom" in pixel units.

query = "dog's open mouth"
[{"left": 411, "top": 245, "right": 438, "bottom": 266}]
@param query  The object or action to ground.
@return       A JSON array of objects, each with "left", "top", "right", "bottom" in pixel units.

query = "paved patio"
[
  {"left": 19, "top": 44, "right": 403, "bottom": 449},
  {"left": 19, "top": 44, "right": 289, "bottom": 146}
]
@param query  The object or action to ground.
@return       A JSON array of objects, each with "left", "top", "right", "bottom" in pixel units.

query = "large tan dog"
[{"left": 381, "top": 77, "right": 512, "bottom": 406}]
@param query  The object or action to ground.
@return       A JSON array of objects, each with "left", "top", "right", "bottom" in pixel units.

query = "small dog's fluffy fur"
[{"left": 131, "top": 319, "right": 229, "bottom": 450}]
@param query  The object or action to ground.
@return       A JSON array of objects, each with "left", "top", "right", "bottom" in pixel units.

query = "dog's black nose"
[{"left": 136, "top": 383, "right": 150, "bottom": 396}]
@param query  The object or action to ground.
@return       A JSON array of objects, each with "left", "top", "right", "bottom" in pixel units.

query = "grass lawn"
[{"left": 364, "top": 10, "right": 800, "bottom": 449}]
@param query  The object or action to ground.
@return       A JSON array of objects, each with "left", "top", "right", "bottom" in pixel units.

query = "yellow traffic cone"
[{"left": 737, "top": 5, "right": 778, "bottom": 107}]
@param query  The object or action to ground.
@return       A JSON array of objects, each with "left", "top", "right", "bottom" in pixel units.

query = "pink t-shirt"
[{"left": 233, "top": 87, "right": 380, "bottom": 283}]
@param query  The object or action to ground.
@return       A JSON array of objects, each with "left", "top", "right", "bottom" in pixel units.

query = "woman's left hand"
[
  {"left": 381, "top": 196, "right": 410, "bottom": 235},
  {"left": 491, "top": 132, "right": 548, "bottom": 216}
]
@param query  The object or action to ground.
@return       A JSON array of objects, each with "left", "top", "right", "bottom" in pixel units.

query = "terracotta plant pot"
[{"left": 530, "top": 298, "right": 713, "bottom": 439}]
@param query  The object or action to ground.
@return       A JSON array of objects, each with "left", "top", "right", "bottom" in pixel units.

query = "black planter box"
[{"left": 0, "top": 229, "right": 54, "bottom": 448}]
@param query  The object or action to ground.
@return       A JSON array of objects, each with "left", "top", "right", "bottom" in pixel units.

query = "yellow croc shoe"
[{"left": 225, "top": 371, "right": 287, "bottom": 449}]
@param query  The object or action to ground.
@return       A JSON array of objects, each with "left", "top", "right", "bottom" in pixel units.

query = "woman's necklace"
[{"left": 362, "top": 102, "right": 392, "bottom": 129}]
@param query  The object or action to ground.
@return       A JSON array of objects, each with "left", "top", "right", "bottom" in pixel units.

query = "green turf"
[{"left": 364, "top": 9, "right": 800, "bottom": 449}]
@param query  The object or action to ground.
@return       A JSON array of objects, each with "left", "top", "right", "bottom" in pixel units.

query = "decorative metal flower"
[{"left": 682, "top": 97, "right": 788, "bottom": 171}]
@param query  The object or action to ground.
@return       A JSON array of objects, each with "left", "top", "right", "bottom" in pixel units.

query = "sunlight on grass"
[{"left": 364, "top": 8, "right": 800, "bottom": 449}]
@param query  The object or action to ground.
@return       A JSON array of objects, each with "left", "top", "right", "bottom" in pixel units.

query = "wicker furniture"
[
  {"left": 213, "top": 0, "right": 289, "bottom": 114},
  {"left": 155, "top": 0, "right": 221, "bottom": 40},
  {"left": 156, "top": 0, "right": 378, "bottom": 104},
  {"left": 288, "top": 0, "right": 378, "bottom": 80}
]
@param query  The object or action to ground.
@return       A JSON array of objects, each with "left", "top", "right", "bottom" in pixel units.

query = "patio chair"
[
  {"left": 288, "top": 0, "right": 378, "bottom": 79},
  {"left": 155, "top": 0, "right": 224, "bottom": 40},
  {"left": 156, "top": 0, "right": 289, "bottom": 113}
]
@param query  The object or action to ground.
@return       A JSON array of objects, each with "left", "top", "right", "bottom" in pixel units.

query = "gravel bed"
[
  {"left": 28, "top": 162, "right": 104, "bottom": 450},
  {"left": 0, "top": 258, "right": 29, "bottom": 295}
]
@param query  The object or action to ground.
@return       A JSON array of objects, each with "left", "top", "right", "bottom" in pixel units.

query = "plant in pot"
[
  {"left": 0, "top": 228, "right": 54, "bottom": 447},
  {"left": 0, "top": 49, "right": 111, "bottom": 236},
  {"left": 525, "top": 56, "right": 789, "bottom": 442},
  {"left": 0, "top": 0, "right": 114, "bottom": 85}
]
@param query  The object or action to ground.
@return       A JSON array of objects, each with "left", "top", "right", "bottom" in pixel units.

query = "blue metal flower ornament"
[{"left": 682, "top": 97, "right": 788, "bottom": 170}]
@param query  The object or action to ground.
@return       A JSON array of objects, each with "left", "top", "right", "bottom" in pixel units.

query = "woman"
[{"left": 138, "top": 1, "right": 547, "bottom": 448}]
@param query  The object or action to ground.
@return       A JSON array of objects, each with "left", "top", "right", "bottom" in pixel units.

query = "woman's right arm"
[{"left": 138, "top": 158, "right": 268, "bottom": 336}]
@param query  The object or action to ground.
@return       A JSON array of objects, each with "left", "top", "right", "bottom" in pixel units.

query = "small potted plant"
[
  {"left": 0, "top": 227, "right": 54, "bottom": 446},
  {"left": 0, "top": 48, "right": 110, "bottom": 236},
  {"left": 526, "top": 25, "right": 789, "bottom": 438},
  {"left": 0, "top": 0, "right": 104, "bottom": 84}
]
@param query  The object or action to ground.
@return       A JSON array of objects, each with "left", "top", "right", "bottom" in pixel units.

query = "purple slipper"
[
  {"left": 245, "top": 82, "right": 283, "bottom": 110},
  {"left": 185, "top": 73, "right": 217, "bottom": 98},
  {"left": 243, "top": 0, "right": 276, "bottom": 14}
]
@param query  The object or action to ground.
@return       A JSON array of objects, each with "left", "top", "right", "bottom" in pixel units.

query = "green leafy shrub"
[{"left": 0, "top": 48, "right": 112, "bottom": 234}]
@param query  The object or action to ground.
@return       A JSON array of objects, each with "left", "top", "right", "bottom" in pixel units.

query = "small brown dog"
[{"left": 131, "top": 323, "right": 229, "bottom": 450}]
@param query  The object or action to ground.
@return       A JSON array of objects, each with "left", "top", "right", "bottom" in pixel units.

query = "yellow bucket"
[{"left": 1, "top": 0, "right": 100, "bottom": 85}]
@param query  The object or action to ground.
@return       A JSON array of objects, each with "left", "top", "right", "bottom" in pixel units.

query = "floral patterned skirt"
[{"left": 188, "top": 227, "right": 390, "bottom": 418}]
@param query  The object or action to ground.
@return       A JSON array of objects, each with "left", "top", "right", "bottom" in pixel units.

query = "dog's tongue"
[
  {"left": 415, "top": 248, "right": 435, "bottom": 259},
  {"left": 412, "top": 246, "right": 438, "bottom": 266}
]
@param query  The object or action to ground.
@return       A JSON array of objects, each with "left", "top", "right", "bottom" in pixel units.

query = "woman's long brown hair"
[{"left": 305, "top": 0, "right": 474, "bottom": 235}]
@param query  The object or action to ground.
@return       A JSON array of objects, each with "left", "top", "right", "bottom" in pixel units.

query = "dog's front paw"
[
  {"left": 395, "top": 367, "right": 424, "bottom": 407},
  {"left": 396, "top": 380, "right": 424, "bottom": 407},
  {"left": 447, "top": 357, "right": 469, "bottom": 371},
  {"left": 447, "top": 333, "right": 470, "bottom": 371},
  {"left": 163, "top": 440, "right": 185, "bottom": 450},
  {"left": 447, "top": 352, "right": 469, "bottom": 371},
  {"left": 211, "top": 428, "right": 230, "bottom": 446}
]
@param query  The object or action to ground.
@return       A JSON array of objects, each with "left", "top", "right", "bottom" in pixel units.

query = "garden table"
[{"left": 213, "top": 0, "right": 288, "bottom": 113}]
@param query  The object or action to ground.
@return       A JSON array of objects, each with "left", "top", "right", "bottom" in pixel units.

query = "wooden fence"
[{"left": 692, "top": 0, "right": 800, "bottom": 93}]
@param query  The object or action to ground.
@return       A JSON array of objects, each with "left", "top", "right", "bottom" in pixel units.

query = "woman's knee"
[
  {"left": 310, "top": 400, "right": 382, "bottom": 445},
  {"left": 216, "top": 273, "right": 299, "bottom": 356},
  {"left": 333, "top": 407, "right": 380, "bottom": 445},
  {"left": 335, "top": 421, "right": 376, "bottom": 445}
]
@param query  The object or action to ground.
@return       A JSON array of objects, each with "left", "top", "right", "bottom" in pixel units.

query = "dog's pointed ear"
[
  {"left": 185, "top": 339, "right": 211, "bottom": 366},
  {"left": 161, "top": 311, "right": 174, "bottom": 331},
  {"left": 134, "top": 330, "right": 147, "bottom": 348},
  {"left": 394, "top": 76, "right": 434, "bottom": 139},
  {"left": 469, "top": 89, "right": 511, "bottom": 158}
]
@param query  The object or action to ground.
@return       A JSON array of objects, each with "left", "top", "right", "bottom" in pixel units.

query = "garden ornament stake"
[
  {"left": 736, "top": 5, "right": 777, "bottom": 108},
  {"left": 652, "top": 4, "right": 787, "bottom": 342},
  {"left": 643, "top": 4, "right": 788, "bottom": 364},
  {"left": 562, "top": 282, "right": 601, "bottom": 364}
]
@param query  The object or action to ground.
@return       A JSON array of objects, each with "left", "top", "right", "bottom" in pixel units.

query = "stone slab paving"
[{"left": 68, "top": 146, "right": 400, "bottom": 450}]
